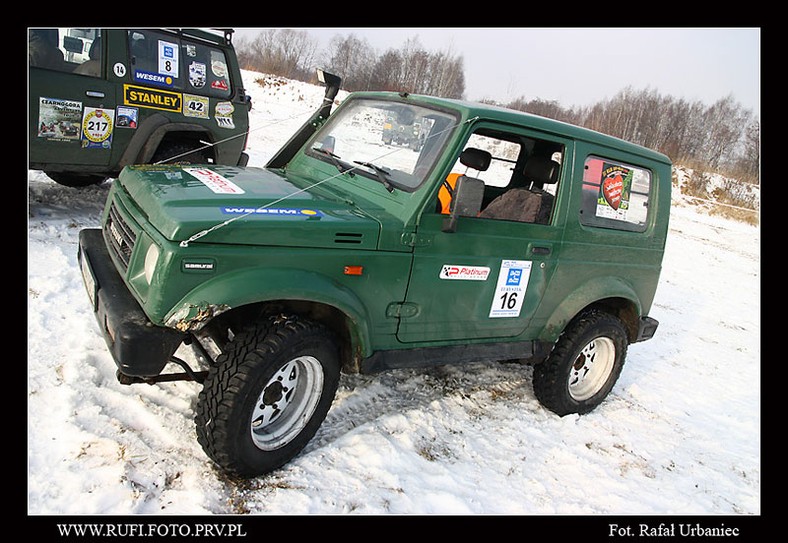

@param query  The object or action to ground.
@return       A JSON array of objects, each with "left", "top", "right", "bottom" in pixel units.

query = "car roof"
[{"left": 346, "top": 91, "right": 672, "bottom": 165}]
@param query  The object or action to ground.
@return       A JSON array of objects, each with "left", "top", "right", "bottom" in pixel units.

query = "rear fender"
[{"left": 540, "top": 276, "right": 642, "bottom": 343}]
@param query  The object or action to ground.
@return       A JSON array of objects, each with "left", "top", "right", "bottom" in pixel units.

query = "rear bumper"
[
  {"left": 635, "top": 316, "right": 659, "bottom": 343},
  {"left": 78, "top": 228, "right": 186, "bottom": 377}
]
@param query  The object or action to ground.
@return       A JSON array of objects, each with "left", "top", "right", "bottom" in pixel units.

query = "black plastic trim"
[
  {"left": 361, "top": 340, "right": 551, "bottom": 374},
  {"left": 78, "top": 229, "right": 186, "bottom": 377}
]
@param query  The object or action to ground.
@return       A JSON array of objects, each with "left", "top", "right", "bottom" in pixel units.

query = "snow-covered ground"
[{"left": 28, "top": 72, "right": 760, "bottom": 519}]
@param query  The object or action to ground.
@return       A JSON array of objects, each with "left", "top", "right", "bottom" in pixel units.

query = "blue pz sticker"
[{"left": 506, "top": 268, "right": 522, "bottom": 286}]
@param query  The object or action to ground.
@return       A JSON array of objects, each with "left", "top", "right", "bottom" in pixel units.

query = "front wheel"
[
  {"left": 533, "top": 310, "right": 628, "bottom": 416},
  {"left": 195, "top": 315, "right": 340, "bottom": 477}
]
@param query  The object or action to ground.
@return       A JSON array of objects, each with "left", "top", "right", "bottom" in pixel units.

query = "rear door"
[{"left": 29, "top": 28, "right": 116, "bottom": 170}]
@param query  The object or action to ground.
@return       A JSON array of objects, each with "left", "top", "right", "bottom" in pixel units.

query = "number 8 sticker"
[{"left": 489, "top": 260, "right": 531, "bottom": 318}]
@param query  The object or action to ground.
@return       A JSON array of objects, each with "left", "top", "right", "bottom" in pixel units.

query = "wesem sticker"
[{"left": 221, "top": 207, "right": 323, "bottom": 218}]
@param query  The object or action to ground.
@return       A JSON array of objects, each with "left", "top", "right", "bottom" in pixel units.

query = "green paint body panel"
[{"left": 79, "top": 91, "right": 672, "bottom": 377}]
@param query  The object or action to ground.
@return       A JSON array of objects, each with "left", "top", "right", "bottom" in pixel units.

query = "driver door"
[{"left": 396, "top": 126, "right": 568, "bottom": 344}]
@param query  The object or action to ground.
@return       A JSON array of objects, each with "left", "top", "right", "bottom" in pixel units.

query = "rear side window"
[
  {"left": 580, "top": 156, "right": 651, "bottom": 232},
  {"left": 128, "top": 30, "right": 232, "bottom": 99},
  {"left": 29, "top": 28, "right": 101, "bottom": 76}
]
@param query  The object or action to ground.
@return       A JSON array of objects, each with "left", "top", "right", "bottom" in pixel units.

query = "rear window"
[
  {"left": 128, "top": 30, "right": 232, "bottom": 99},
  {"left": 580, "top": 156, "right": 652, "bottom": 232}
]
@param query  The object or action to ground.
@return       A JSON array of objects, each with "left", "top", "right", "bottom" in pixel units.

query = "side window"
[
  {"left": 128, "top": 30, "right": 232, "bottom": 99},
  {"left": 580, "top": 156, "right": 651, "bottom": 232},
  {"left": 439, "top": 128, "right": 563, "bottom": 225},
  {"left": 29, "top": 28, "right": 101, "bottom": 76}
]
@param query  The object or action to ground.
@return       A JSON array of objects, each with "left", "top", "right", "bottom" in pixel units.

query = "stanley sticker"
[{"left": 123, "top": 84, "right": 182, "bottom": 112}]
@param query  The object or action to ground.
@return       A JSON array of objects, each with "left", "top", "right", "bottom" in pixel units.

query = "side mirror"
[
  {"left": 442, "top": 175, "right": 485, "bottom": 233},
  {"left": 319, "top": 135, "right": 336, "bottom": 155}
]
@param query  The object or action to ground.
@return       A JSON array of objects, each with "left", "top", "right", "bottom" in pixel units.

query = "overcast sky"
[{"left": 234, "top": 27, "right": 760, "bottom": 116}]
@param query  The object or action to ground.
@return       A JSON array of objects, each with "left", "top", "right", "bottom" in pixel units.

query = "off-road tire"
[
  {"left": 45, "top": 172, "right": 107, "bottom": 187},
  {"left": 533, "top": 310, "right": 628, "bottom": 416},
  {"left": 195, "top": 315, "right": 340, "bottom": 477}
]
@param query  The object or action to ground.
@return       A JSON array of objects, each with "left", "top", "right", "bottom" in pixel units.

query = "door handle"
[
  {"left": 86, "top": 90, "right": 105, "bottom": 98},
  {"left": 531, "top": 246, "right": 551, "bottom": 255}
]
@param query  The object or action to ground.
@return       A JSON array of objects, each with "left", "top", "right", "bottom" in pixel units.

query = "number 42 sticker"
[{"left": 489, "top": 260, "right": 532, "bottom": 318}]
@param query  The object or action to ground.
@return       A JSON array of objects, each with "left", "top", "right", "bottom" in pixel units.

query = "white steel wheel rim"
[
  {"left": 568, "top": 337, "right": 616, "bottom": 401},
  {"left": 250, "top": 355, "right": 324, "bottom": 451}
]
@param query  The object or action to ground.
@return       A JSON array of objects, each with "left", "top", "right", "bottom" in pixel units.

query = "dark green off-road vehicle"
[
  {"left": 78, "top": 71, "right": 671, "bottom": 477},
  {"left": 29, "top": 28, "right": 250, "bottom": 187}
]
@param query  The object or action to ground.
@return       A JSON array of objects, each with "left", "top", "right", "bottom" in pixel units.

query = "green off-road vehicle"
[
  {"left": 29, "top": 28, "right": 250, "bottom": 187},
  {"left": 78, "top": 71, "right": 671, "bottom": 477}
]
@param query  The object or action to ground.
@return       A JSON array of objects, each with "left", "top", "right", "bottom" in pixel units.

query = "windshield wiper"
[
  {"left": 354, "top": 161, "right": 395, "bottom": 192},
  {"left": 312, "top": 147, "right": 355, "bottom": 177}
]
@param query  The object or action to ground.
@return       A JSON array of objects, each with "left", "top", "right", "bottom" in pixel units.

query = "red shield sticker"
[{"left": 602, "top": 174, "right": 624, "bottom": 210}]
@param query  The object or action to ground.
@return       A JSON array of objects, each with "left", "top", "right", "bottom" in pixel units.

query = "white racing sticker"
[
  {"left": 439, "top": 265, "right": 490, "bottom": 281},
  {"left": 489, "top": 260, "right": 532, "bottom": 318},
  {"left": 184, "top": 167, "right": 244, "bottom": 194}
]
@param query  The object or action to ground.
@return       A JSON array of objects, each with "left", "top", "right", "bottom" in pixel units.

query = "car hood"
[{"left": 118, "top": 165, "right": 381, "bottom": 249}]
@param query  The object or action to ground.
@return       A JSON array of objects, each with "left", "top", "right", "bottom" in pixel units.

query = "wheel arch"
[
  {"left": 118, "top": 113, "right": 215, "bottom": 167},
  {"left": 168, "top": 267, "right": 374, "bottom": 373},
  {"left": 540, "top": 277, "right": 644, "bottom": 344}
]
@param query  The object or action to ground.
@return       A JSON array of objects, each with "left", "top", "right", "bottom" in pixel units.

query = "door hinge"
[{"left": 386, "top": 302, "right": 420, "bottom": 319}]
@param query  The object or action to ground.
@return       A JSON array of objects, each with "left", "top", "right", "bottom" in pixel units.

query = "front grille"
[{"left": 104, "top": 202, "right": 137, "bottom": 271}]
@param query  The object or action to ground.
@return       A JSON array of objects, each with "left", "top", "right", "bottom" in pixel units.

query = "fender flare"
[
  {"left": 540, "top": 276, "right": 643, "bottom": 343},
  {"left": 165, "top": 266, "right": 374, "bottom": 357},
  {"left": 118, "top": 113, "right": 213, "bottom": 168}
]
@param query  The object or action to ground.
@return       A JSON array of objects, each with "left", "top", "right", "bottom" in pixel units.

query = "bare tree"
[
  {"left": 700, "top": 95, "right": 752, "bottom": 170},
  {"left": 236, "top": 29, "right": 317, "bottom": 80},
  {"left": 325, "top": 34, "right": 376, "bottom": 91}
]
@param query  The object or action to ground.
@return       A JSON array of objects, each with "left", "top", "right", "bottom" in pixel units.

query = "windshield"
[{"left": 308, "top": 97, "right": 459, "bottom": 192}]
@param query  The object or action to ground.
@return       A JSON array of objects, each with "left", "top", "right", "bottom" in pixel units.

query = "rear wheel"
[
  {"left": 533, "top": 310, "right": 628, "bottom": 416},
  {"left": 195, "top": 315, "right": 340, "bottom": 477},
  {"left": 45, "top": 172, "right": 107, "bottom": 187}
]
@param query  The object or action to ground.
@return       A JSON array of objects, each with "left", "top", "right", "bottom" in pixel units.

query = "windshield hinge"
[{"left": 401, "top": 232, "right": 432, "bottom": 248}]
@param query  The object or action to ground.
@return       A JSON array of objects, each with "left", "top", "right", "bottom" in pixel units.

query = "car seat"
[
  {"left": 439, "top": 147, "right": 492, "bottom": 214},
  {"left": 479, "top": 155, "right": 559, "bottom": 224},
  {"left": 73, "top": 37, "right": 101, "bottom": 76}
]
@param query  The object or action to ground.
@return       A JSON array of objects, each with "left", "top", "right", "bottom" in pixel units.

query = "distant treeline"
[{"left": 235, "top": 29, "right": 759, "bottom": 186}]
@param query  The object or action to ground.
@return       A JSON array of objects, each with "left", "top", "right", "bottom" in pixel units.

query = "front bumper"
[{"left": 78, "top": 228, "right": 186, "bottom": 377}]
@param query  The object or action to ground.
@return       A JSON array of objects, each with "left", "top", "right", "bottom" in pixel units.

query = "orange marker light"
[{"left": 343, "top": 265, "right": 364, "bottom": 276}]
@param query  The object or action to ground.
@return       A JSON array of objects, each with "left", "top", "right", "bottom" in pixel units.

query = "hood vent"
[{"left": 334, "top": 232, "right": 363, "bottom": 244}]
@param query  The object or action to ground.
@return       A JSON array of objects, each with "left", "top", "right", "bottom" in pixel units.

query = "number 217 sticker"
[{"left": 489, "top": 260, "right": 532, "bottom": 318}]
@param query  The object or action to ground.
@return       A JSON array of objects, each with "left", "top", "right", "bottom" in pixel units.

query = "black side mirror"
[{"left": 442, "top": 175, "right": 485, "bottom": 233}]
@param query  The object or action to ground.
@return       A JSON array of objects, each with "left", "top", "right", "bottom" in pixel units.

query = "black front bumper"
[{"left": 78, "top": 229, "right": 186, "bottom": 377}]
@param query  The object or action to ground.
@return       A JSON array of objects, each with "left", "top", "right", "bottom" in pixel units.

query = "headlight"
[{"left": 144, "top": 243, "right": 160, "bottom": 284}]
